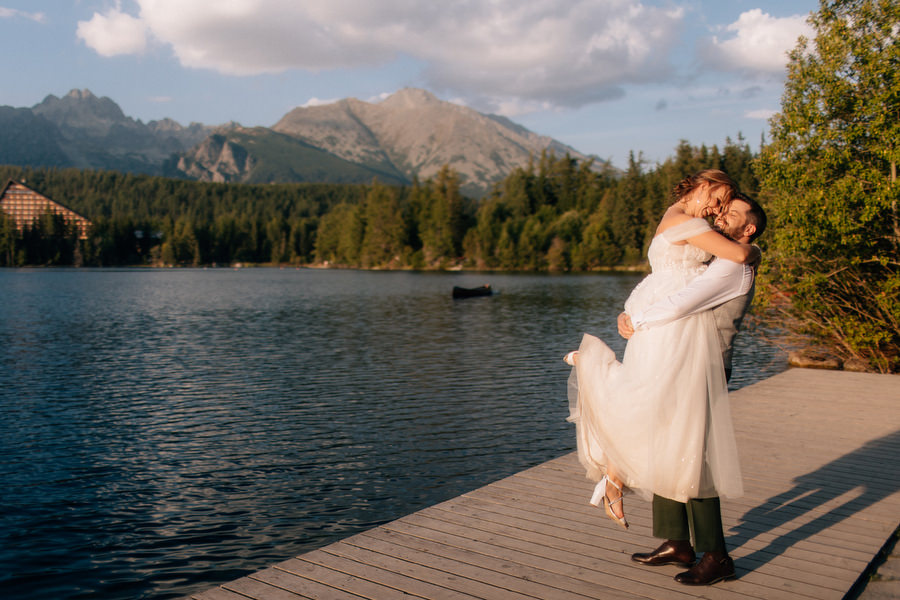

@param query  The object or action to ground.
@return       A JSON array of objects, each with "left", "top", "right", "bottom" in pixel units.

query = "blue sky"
[{"left": 1, "top": 1, "right": 817, "bottom": 169}]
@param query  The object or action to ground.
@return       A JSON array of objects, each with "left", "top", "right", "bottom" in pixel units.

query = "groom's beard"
[{"left": 713, "top": 223, "right": 739, "bottom": 241}]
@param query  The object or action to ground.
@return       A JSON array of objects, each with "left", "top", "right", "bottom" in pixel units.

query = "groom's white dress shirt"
[
  {"left": 628, "top": 259, "right": 754, "bottom": 331},
  {"left": 628, "top": 258, "right": 756, "bottom": 374}
]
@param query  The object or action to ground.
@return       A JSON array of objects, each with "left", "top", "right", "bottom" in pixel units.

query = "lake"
[{"left": 0, "top": 268, "right": 787, "bottom": 599}]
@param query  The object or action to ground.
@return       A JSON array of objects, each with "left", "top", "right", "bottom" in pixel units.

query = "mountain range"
[{"left": 0, "top": 88, "right": 597, "bottom": 196}]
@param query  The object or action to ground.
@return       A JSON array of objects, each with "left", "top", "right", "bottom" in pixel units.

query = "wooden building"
[{"left": 0, "top": 179, "right": 92, "bottom": 239}]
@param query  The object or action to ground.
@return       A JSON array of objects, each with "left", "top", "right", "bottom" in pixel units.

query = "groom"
[{"left": 617, "top": 192, "right": 767, "bottom": 586}]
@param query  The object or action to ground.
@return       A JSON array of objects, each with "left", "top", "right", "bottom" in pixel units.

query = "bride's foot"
[
  {"left": 605, "top": 479, "right": 627, "bottom": 527},
  {"left": 590, "top": 475, "right": 628, "bottom": 530},
  {"left": 563, "top": 351, "right": 578, "bottom": 366}
]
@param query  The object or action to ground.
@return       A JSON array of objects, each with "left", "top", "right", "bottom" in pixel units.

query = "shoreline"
[{"left": 0, "top": 262, "right": 652, "bottom": 273}]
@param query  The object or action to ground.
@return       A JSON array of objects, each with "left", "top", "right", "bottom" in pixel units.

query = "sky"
[{"left": 1, "top": 0, "right": 818, "bottom": 169}]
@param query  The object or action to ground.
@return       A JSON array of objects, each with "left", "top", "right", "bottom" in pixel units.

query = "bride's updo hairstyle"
[{"left": 672, "top": 169, "right": 738, "bottom": 208}]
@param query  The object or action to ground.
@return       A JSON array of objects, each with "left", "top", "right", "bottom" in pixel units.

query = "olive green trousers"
[{"left": 651, "top": 494, "right": 727, "bottom": 553}]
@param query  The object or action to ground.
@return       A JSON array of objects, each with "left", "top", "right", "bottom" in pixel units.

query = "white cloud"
[
  {"left": 301, "top": 97, "right": 341, "bottom": 107},
  {"left": 77, "top": 4, "right": 149, "bottom": 56},
  {"left": 493, "top": 98, "right": 557, "bottom": 117},
  {"left": 0, "top": 7, "right": 45, "bottom": 22},
  {"left": 76, "top": 0, "right": 685, "bottom": 110},
  {"left": 701, "top": 9, "right": 814, "bottom": 75},
  {"left": 745, "top": 108, "right": 777, "bottom": 119}
]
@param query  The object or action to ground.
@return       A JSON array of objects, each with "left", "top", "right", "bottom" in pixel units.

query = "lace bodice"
[
  {"left": 623, "top": 218, "right": 712, "bottom": 316},
  {"left": 647, "top": 234, "right": 711, "bottom": 275}
]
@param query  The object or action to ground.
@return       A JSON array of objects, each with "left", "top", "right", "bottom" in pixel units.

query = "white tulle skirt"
[{"left": 567, "top": 310, "right": 743, "bottom": 503}]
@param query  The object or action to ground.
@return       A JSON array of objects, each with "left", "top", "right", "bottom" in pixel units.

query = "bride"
[{"left": 564, "top": 169, "right": 758, "bottom": 529}]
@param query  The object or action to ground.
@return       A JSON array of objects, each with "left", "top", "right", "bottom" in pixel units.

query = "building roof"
[{"left": 0, "top": 179, "right": 92, "bottom": 238}]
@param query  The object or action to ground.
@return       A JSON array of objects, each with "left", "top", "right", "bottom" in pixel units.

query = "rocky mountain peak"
[
  {"left": 4, "top": 87, "right": 598, "bottom": 196},
  {"left": 33, "top": 88, "right": 129, "bottom": 134},
  {"left": 380, "top": 88, "right": 440, "bottom": 109},
  {"left": 147, "top": 117, "right": 181, "bottom": 131},
  {"left": 269, "top": 87, "right": 593, "bottom": 196},
  {"left": 66, "top": 89, "right": 97, "bottom": 101},
  {"left": 11, "top": 89, "right": 219, "bottom": 170}
]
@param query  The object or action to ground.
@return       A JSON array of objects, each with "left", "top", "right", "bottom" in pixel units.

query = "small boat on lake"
[{"left": 452, "top": 284, "right": 493, "bottom": 299}]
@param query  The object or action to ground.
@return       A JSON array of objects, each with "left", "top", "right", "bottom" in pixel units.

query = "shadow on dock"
[{"left": 729, "top": 429, "right": 900, "bottom": 574}]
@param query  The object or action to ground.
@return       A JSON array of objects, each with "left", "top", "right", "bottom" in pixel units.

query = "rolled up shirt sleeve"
[{"left": 630, "top": 260, "right": 753, "bottom": 330}]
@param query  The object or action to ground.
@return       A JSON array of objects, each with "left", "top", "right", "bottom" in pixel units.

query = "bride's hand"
[{"left": 617, "top": 312, "right": 635, "bottom": 339}]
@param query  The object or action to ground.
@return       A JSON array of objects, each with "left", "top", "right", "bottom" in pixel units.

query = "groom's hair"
[
  {"left": 672, "top": 169, "right": 738, "bottom": 206},
  {"left": 733, "top": 192, "right": 767, "bottom": 242}
]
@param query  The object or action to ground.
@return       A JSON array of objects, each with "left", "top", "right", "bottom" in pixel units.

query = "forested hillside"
[{"left": 0, "top": 136, "right": 757, "bottom": 269}]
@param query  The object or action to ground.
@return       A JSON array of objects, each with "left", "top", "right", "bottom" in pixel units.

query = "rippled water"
[{"left": 0, "top": 268, "right": 786, "bottom": 599}]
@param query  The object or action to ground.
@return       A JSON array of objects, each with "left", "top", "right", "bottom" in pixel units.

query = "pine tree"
[{"left": 360, "top": 183, "right": 406, "bottom": 268}]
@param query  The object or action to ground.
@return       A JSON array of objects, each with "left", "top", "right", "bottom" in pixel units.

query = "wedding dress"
[{"left": 567, "top": 218, "right": 743, "bottom": 503}]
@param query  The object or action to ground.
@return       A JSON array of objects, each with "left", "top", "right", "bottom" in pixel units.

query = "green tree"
[
  {"left": 162, "top": 216, "right": 202, "bottom": 266},
  {"left": 721, "top": 134, "right": 757, "bottom": 194},
  {"left": 266, "top": 216, "right": 290, "bottom": 264},
  {"left": 360, "top": 182, "right": 407, "bottom": 268},
  {"left": 518, "top": 210, "right": 552, "bottom": 270},
  {"left": 495, "top": 223, "right": 519, "bottom": 268},
  {"left": 20, "top": 211, "right": 77, "bottom": 265},
  {"left": 577, "top": 210, "right": 622, "bottom": 268},
  {"left": 548, "top": 210, "right": 584, "bottom": 271},
  {"left": 0, "top": 211, "right": 18, "bottom": 266},
  {"left": 315, "top": 203, "right": 363, "bottom": 266},
  {"left": 288, "top": 217, "right": 317, "bottom": 264},
  {"left": 609, "top": 152, "right": 648, "bottom": 264},
  {"left": 755, "top": 0, "right": 900, "bottom": 371},
  {"left": 463, "top": 196, "right": 509, "bottom": 269},
  {"left": 418, "top": 166, "right": 468, "bottom": 266}
]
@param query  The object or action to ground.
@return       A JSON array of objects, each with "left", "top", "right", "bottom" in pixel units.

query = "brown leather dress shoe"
[
  {"left": 631, "top": 540, "right": 696, "bottom": 568},
  {"left": 674, "top": 551, "right": 735, "bottom": 585}
]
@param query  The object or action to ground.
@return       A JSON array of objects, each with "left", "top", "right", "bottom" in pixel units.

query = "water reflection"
[{"left": 0, "top": 269, "right": 786, "bottom": 599}]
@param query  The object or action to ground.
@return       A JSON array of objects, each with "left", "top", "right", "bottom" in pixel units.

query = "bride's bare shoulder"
[{"left": 655, "top": 204, "right": 692, "bottom": 236}]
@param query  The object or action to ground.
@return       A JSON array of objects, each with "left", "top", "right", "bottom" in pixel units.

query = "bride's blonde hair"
[{"left": 672, "top": 169, "right": 738, "bottom": 206}]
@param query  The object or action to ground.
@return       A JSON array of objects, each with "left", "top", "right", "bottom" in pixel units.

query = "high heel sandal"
[{"left": 590, "top": 475, "right": 628, "bottom": 530}]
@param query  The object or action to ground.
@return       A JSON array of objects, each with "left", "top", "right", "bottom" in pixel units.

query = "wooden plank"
[
  {"left": 510, "top": 475, "right": 899, "bottom": 534},
  {"left": 189, "top": 587, "right": 253, "bottom": 600},
  {"left": 458, "top": 478, "right": 868, "bottom": 577},
  {"left": 492, "top": 473, "right": 897, "bottom": 537},
  {"left": 383, "top": 511, "right": 723, "bottom": 600},
  {"left": 225, "top": 575, "right": 313, "bottom": 600},
  {"left": 394, "top": 507, "right": 859, "bottom": 587},
  {"left": 481, "top": 472, "right": 884, "bottom": 529},
  {"left": 272, "top": 558, "right": 421, "bottom": 599},
  {"left": 473, "top": 477, "right": 892, "bottom": 558},
  {"left": 415, "top": 504, "right": 762, "bottom": 600},
  {"left": 322, "top": 538, "right": 530, "bottom": 600},
  {"left": 245, "top": 567, "right": 365, "bottom": 600},
  {"left": 455, "top": 486, "right": 877, "bottom": 570},
  {"left": 185, "top": 369, "right": 900, "bottom": 600},
  {"left": 351, "top": 528, "right": 608, "bottom": 600},
  {"left": 298, "top": 547, "right": 483, "bottom": 600},
  {"left": 420, "top": 497, "right": 827, "bottom": 600}
]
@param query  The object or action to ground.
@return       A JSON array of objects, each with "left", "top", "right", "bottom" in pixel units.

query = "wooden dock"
[{"left": 187, "top": 368, "right": 900, "bottom": 600}]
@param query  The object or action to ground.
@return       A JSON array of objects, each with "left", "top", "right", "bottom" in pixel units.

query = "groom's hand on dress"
[{"left": 617, "top": 312, "right": 635, "bottom": 339}]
